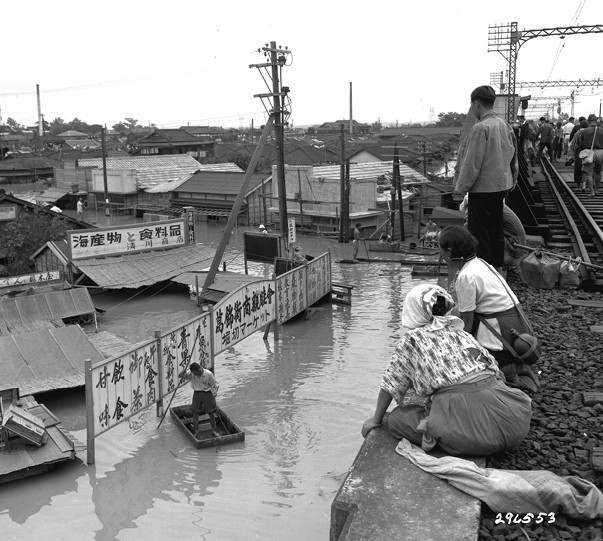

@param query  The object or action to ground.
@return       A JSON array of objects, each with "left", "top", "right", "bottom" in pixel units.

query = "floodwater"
[{"left": 0, "top": 206, "right": 442, "bottom": 541}]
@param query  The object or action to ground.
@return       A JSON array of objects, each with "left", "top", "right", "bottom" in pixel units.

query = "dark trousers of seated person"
[{"left": 467, "top": 191, "right": 505, "bottom": 268}]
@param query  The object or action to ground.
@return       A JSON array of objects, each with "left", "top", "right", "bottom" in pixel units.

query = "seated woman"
[
  {"left": 438, "top": 225, "right": 539, "bottom": 391},
  {"left": 361, "top": 284, "right": 531, "bottom": 456}
]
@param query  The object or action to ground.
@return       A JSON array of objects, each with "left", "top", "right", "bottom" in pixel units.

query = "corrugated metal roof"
[
  {"left": 312, "top": 161, "right": 429, "bottom": 184},
  {"left": 176, "top": 171, "right": 268, "bottom": 196},
  {"left": 77, "top": 155, "right": 202, "bottom": 190},
  {"left": 78, "top": 154, "right": 200, "bottom": 170},
  {"left": 145, "top": 163, "right": 245, "bottom": 193},
  {"left": 0, "top": 325, "right": 104, "bottom": 394},
  {"left": 74, "top": 244, "right": 215, "bottom": 289},
  {"left": 0, "top": 288, "right": 95, "bottom": 332},
  {"left": 36, "top": 187, "right": 70, "bottom": 204}
]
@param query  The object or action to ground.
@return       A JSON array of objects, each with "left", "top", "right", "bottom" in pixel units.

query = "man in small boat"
[
  {"left": 293, "top": 245, "right": 307, "bottom": 262},
  {"left": 179, "top": 362, "right": 220, "bottom": 438},
  {"left": 259, "top": 224, "right": 268, "bottom": 235}
]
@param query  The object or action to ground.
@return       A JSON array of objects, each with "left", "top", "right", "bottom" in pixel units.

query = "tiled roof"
[
  {"left": 77, "top": 154, "right": 201, "bottom": 189},
  {"left": 58, "top": 130, "right": 89, "bottom": 138},
  {"left": 74, "top": 244, "right": 215, "bottom": 289},
  {"left": 136, "top": 128, "right": 203, "bottom": 144},
  {"left": 146, "top": 163, "right": 244, "bottom": 193},
  {"left": 175, "top": 171, "right": 269, "bottom": 196},
  {"left": 311, "top": 161, "right": 429, "bottom": 184},
  {"left": 0, "top": 155, "right": 61, "bottom": 171}
]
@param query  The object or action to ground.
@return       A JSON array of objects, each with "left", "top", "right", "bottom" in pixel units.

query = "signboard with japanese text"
[
  {"left": 183, "top": 207, "right": 195, "bottom": 246},
  {"left": 213, "top": 279, "right": 276, "bottom": 355},
  {"left": 276, "top": 265, "right": 307, "bottom": 324},
  {"left": 0, "top": 270, "right": 62, "bottom": 289},
  {"left": 91, "top": 338, "right": 159, "bottom": 437},
  {"left": 287, "top": 218, "right": 296, "bottom": 245},
  {"left": 306, "top": 252, "right": 331, "bottom": 306},
  {"left": 159, "top": 312, "right": 212, "bottom": 398},
  {"left": 0, "top": 205, "right": 17, "bottom": 221},
  {"left": 68, "top": 219, "right": 187, "bottom": 260}
]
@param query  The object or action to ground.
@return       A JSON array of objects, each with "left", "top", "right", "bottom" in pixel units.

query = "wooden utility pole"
[
  {"left": 393, "top": 144, "right": 405, "bottom": 241},
  {"left": 349, "top": 82, "right": 353, "bottom": 135},
  {"left": 36, "top": 84, "right": 43, "bottom": 137},
  {"left": 339, "top": 124, "right": 345, "bottom": 243},
  {"left": 101, "top": 126, "right": 109, "bottom": 216},
  {"left": 270, "top": 41, "right": 288, "bottom": 243}
]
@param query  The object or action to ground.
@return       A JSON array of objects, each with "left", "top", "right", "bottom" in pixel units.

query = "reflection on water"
[{"left": 0, "top": 221, "right": 443, "bottom": 541}]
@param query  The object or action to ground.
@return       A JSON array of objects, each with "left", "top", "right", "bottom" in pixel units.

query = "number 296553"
[{"left": 495, "top": 512, "right": 555, "bottom": 525}]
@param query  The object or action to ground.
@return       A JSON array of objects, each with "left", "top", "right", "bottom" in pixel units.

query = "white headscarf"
[{"left": 402, "top": 284, "right": 464, "bottom": 333}]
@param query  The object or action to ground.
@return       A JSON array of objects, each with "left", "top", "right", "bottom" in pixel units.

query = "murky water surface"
[{"left": 0, "top": 209, "right": 441, "bottom": 541}]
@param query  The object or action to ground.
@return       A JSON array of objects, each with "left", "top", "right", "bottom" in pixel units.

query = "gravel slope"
[{"left": 479, "top": 272, "right": 603, "bottom": 541}]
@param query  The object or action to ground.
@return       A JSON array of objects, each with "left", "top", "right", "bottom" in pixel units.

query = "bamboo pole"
[{"left": 513, "top": 242, "right": 603, "bottom": 272}]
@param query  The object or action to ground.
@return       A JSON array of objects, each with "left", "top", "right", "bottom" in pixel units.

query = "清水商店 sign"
[{"left": 68, "top": 219, "right": 187, "bottom": 260}]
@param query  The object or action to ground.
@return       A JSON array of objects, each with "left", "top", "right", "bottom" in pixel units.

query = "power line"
[{"left": 0, "top": 52, "right": 254, "bottom": 98}]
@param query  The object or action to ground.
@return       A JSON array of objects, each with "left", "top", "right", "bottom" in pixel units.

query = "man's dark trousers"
[{"left": 467, "top": 191, "right": 506, "bottom": 268}]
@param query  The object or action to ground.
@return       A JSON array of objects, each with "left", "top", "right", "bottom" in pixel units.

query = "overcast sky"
[{"left": 1, "top": 1, "right": 602, "bottom": 130}]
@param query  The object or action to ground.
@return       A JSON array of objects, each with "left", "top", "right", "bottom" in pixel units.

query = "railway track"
[{"left": 537, "top": 157, "right": 603, "bottom": 289}]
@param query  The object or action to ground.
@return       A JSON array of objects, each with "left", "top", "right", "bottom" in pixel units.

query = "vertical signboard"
[
  {"left": 213, "top": 279, "right": 276, "bottom": 355},
  {"left": 287, "top": 217, "right": 297, "bottom": 245},
  {"left": 159, "top": 312, "right": 212, "bottom": 397},
  {"left": 91, "top": 338, "right": 159, "bottom": 437},
  {"left": 307, "top": 252, "right": 332, "bottom": 306},
  {"left": 276, "top": 265, "right": 307, "bottom": 324},
  {"left": 183, "top": 206, "right": 195, "bottom": 245}
]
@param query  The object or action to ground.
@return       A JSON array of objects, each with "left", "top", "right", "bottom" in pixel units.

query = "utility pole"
[
  {"left": 250, "top": 42, "right": 292, "bottom": 247},
  {"left": 488, "top": 23, "right": 603, "bottom": 123},
  {"left": 36, "top": 84, "right": 43, "bottom": 136},
  {"left": 339, "top": 123, "right": 345, "bottom": 243},
  {"left": 393, "top": 144, "right": 405, "bottom": 241},
  {"left": 101, "top": 126, "right": 109, "bottom": 217},
  {"left": 270, "top": 41, "right": 288, "bottom": 241},
  {"left": 349, "top": 82, "right": 353, "bottom": 135}
]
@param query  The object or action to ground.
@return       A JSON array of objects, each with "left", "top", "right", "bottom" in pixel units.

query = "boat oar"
[{"left": 157, "top": 331, "right": 200, "bottom": 429}]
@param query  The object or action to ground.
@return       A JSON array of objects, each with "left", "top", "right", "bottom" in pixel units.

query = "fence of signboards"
[{"left": 85, "top": 252, "right": 331, "bottom": 463}]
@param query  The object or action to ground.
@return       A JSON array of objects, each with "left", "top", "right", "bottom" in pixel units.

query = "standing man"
[
  {"left": 77, "top": 197, "right": 84, "bottom": 221},
  {"left": 576, "top": 114, "right": 603, "bottom": 197},
  {"left": 536, "top": 117, "right": 554, "bottom": 163},
  {"left": 454, "top": 85, "right": 517, "bottom": 271},
  {"left": 352, "top": 223, "right": 363, "bottom": 262},
  {"left": 562, "top": 117, "right": 575, "bottom": 155},
  {"left": 179, "top": 362, "right": 220, "bottom": 438}
]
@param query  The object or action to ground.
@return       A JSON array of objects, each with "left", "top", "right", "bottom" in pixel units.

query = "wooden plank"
[{"left": 568, "top": 300, "right": 603, "bottom": 308}]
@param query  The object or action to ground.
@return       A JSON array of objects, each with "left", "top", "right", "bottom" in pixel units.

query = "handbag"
[
  {"left": 579, "top": 127, "right": 597, "bottom": 164},
  {"left": 476, "top": 261, "right": 541, "bottom": 365}
]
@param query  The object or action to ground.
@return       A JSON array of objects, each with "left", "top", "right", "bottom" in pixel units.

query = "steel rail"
[{"left": 540, "top": 158, "right": 596, "bottom": 282}]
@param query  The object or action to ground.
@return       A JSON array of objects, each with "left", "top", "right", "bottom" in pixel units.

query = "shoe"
[{"left": 211, "top": 430, "right": 220, "bottom": 438}]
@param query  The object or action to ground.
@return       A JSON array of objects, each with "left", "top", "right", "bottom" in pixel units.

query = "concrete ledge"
[{"left": 331, "top": 415, "right": 484, "bottom": 541}]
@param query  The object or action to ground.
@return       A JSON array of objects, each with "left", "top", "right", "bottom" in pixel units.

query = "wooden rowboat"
[{"left": 170, "top": 405, "right": 244, "bottom": 448}]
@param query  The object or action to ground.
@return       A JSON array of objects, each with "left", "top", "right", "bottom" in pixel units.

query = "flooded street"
[{"left": 0, "top": 211, "right": 440, "bottom": 541}]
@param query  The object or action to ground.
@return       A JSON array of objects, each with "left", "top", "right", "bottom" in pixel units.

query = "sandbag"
[
  {"left": 515, "top": 250, "right": 561, "bottom": 289},
  {"left": 559, "top": 257, "right": 581, "bottom": 289}
]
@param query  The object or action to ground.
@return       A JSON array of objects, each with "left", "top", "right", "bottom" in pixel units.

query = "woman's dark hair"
[
  {"left": 431, "top": 296, "right": 448, "bottom": 316},
  {"left": 438, "top": 225, "right": 478, "bottom": 260}
]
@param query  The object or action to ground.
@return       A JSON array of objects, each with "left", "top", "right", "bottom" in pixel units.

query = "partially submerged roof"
[
  {"left": 176, "top": 171, "right": 268, "bottom": 196},
  {"left": 74, "top": 244, "right": 215, "bottom": 289},
  {"left": 36, "top": 187, "right": 70, "bottom": 204},
  {"left": 0, "top": 288, "right": 95, "bottom": 334},
  {"left": 0, "top": 325, "right": 104, "bottom": 395},
  {"left": 145, "top": 162, "right": 244, "bottom": 193}
]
